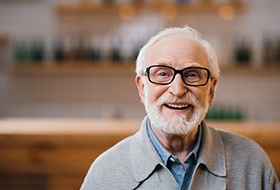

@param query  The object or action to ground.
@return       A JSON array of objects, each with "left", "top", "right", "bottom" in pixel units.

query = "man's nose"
[{"left": 168, "top": 74, "right": 188, "bottom": 97}]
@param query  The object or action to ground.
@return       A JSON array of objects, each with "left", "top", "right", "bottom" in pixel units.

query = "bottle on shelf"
[
  {"left": 14, "top": 40, "right": 44, "bottom": 63},
  {"left": 206, "top": 106, "right": 245, "bottom": 121},
  {"left": 233, "top": 39, "right": 251, "bottom": 65}
]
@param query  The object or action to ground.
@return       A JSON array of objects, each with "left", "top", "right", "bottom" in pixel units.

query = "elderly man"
[{"left": 81, "top": 26, "right": 279, "bottom": 189}]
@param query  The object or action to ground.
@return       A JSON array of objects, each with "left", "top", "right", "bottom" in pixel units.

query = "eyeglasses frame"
[{"left": 145, "top": 65, "right": 211, "bottom": 87}]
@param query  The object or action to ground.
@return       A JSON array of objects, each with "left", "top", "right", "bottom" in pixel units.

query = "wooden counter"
[{"left": 0, "top": 118, "right": 279, "bottom": 190}]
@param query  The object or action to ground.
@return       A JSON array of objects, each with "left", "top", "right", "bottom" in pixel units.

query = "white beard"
[{"left": 144, "top": 88, "right": 209, "bottom": 135}]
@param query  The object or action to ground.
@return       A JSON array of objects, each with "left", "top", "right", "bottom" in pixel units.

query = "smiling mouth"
[{"left": 164, "top": 103, "right": 191, "bottom": 110}]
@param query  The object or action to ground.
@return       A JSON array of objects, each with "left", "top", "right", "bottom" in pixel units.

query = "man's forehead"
[
  {"left": 146, "top": 35, "right": 208, "bottom": 68},
  {"left": 155, "top": 34, "right": 200, "bottom": 46},
  {"left": 149, "top": 57, "right": 202, "bottom": 67},
  {"left": 148, "top": 35, "right": 205, "bottom": 55}
]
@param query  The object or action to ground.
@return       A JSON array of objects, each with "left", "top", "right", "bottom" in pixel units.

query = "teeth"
[{"left": 166, "top": 104, "right": 189, "bottom": 109}]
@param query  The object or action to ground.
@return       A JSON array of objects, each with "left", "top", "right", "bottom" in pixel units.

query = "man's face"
[{"left": 136, "top": 35, "right": 217, "bottom": 135}]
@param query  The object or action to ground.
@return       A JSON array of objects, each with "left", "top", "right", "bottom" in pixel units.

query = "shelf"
[
  {"left": 55, "top": 2, "right": 246, "bottom": 15},
  {"left": 10, "top": 61, "right": 136, "bottom": 75},
  {"left": 220, "top": 64, "right": 280, "bottom": 75},
  {"left": 10, "top": 61, "right": 280, "bottom": 76}
]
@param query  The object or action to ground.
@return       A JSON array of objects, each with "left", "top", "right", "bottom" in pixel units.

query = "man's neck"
[{"left": 150, "top": 125, "right": 199, "bottom": 165}]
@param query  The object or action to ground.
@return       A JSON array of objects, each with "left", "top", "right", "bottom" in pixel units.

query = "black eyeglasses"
[{"left": 145, "top": 65, "right": 211, "bottom": 86}]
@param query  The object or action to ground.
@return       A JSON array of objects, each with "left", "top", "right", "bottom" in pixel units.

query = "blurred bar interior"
[{"left": 0, "top": 0, "right": 280, "bottom": 189}]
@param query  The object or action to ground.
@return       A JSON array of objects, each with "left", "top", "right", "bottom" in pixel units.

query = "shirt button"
[{"left": 169, "top": 157, "right": 176, "bottom": 162}]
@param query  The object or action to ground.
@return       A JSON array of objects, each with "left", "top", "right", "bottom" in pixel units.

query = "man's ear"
[
  {"left": 135, "top": 75, "right": 145, "bottom": 104},
  {"left": 209, "top": 78, "right": 217, "bottom": 106}
]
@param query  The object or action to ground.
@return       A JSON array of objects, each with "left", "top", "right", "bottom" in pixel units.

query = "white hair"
[{"left": 135, "top": 25, "right": 220, "bottom": 78}]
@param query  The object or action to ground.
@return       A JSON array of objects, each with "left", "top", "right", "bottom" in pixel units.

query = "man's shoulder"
[
  {"left": 81, "top": 134, "right": 138, "bottom": 189},
  {"left": 208, "top": 125, "right": 269, "bottom": 160},
  {"left": 204, "top": 125, "right": 279, "bottom": 187},
  {"left": 94, "top": 134, "right": 135, "bottom": 167},
  {"left": 216, "top": 128, "right": 260, "bottom": 148},
  {"left": 81, "top": 132, "right": 143, "bottom": 189}
]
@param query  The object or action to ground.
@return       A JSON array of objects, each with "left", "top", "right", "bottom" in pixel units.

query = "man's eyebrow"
[
  {"left": 156, "top": 62, "right": 169, "bottom": 66},
  {"left": 184, "top": 62, "right": 201, "bottom": 67}
]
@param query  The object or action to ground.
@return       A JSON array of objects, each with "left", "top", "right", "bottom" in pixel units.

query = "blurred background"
[
  {"left": 0, "top": 0, "right": 279, "bottom": 121},
  {"left": 0, "top": 0, "right": 280, "bottom": 189}
]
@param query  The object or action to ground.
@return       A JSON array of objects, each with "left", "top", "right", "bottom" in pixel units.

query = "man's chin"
[
  {"left": 145, "top": 102, "right": 206, "bottom": 135},
  {"left": 152, "top": 115, "right": 196, "bottom": 135}
]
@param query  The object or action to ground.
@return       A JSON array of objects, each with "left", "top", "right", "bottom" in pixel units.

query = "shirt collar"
[{"left": 147, "top": 118, "right": 202, "bottom": 166}]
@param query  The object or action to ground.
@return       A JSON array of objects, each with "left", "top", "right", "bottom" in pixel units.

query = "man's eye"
[
  {"left": 188, "top": 72, "right": 199, "bottom": 77},
  {"left": 154, "top": 68, "right": 172, "bottom": 77},
  {"left": 185, "top": 72, "right": 199, "bottom": 78},
  {"left": 157, "top": 72, "right": 169, "bottom": 76}
]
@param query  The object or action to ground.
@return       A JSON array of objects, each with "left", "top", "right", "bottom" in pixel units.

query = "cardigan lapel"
[
  {"left": 129, "top": 117, "right": 178, "bottom": 189},
  {"left": 190, "top": 121, "right": 227, "bottom": 189},
  {"left": 130, "top": 116, "right": 163, "bottom": 182}
]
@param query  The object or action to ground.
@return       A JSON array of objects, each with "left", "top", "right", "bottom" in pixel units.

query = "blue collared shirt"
[{"left": 147, "top": 119, "right": 202, "bottom": 190}]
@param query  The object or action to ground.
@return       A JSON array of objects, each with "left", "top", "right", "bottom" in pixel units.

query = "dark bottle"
[{"left": 234, "top": 40, "right": 251, "bottom": 65}]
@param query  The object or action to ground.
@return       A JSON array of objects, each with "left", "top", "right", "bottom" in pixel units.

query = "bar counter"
[{"left": 0, "top": 118, "right": 279, "bottom": 190}]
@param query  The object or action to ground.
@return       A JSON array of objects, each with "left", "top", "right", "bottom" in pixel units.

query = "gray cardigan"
[{"left": 81, "top": 117, "right": 280, "bottom": 190}]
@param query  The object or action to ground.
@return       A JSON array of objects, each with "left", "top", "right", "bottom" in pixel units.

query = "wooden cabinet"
[
  {"left": 0, "top": 119, "right": 279, "bottom": 190},
  {"left": 10, "top": 61, "right": 136, "bottom": 75}
]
